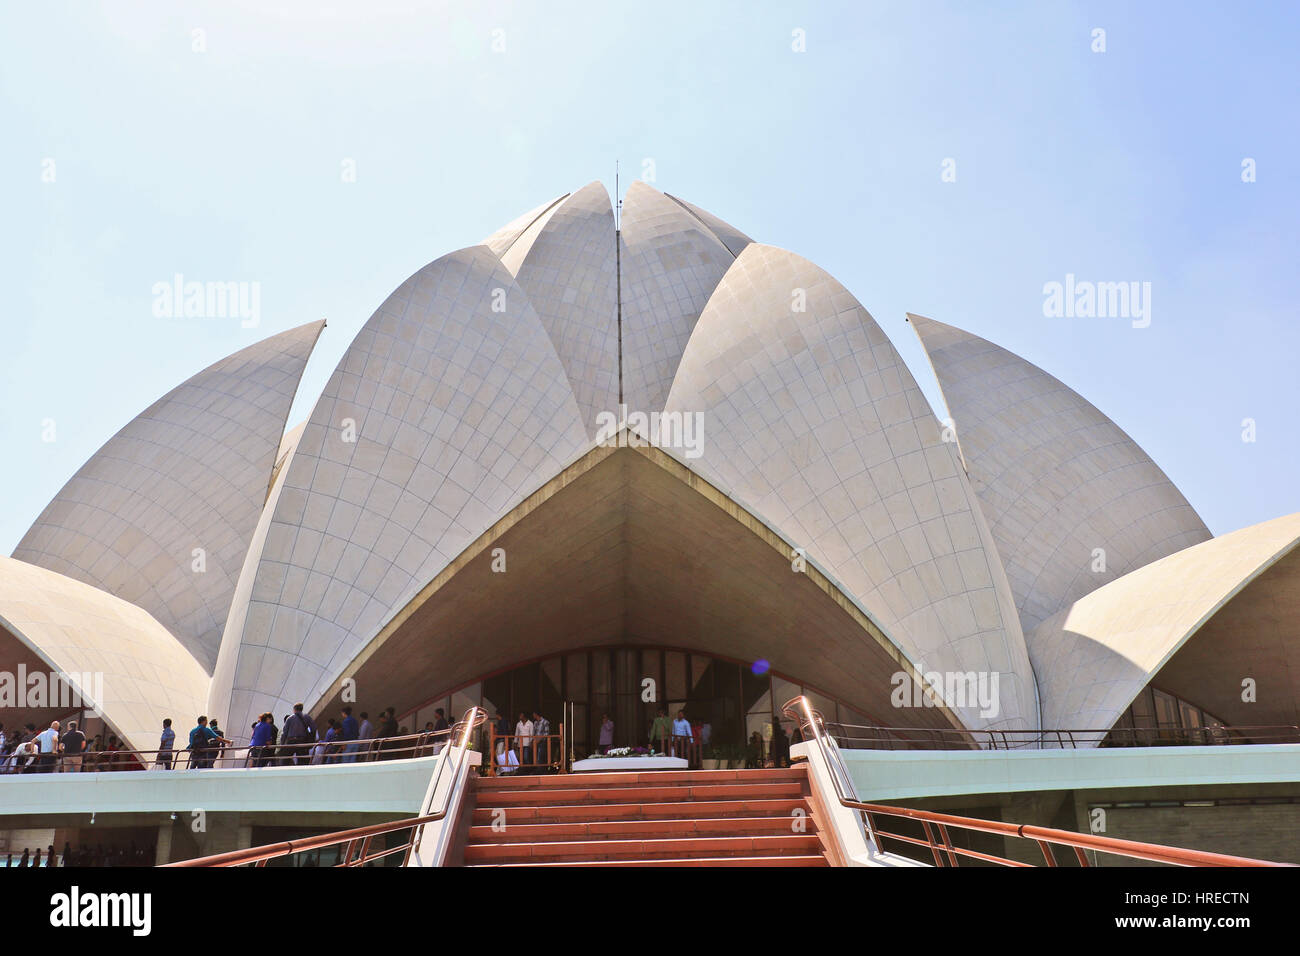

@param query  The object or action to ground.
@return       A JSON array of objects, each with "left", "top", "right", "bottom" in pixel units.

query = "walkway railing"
[
  {"left": 164, "top": 707, "right": 488, "bottom": 868},
  {"left": 782, "top": 696, "right": 1293, "bottom": 868},
  {"left": 823, "top": 721, "right": 1300, "bottom": 751},
  {"left": 2, "top": 728, "right": 454, "bottom": 774}
]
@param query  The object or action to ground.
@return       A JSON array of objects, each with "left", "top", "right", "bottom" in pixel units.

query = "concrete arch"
[{"left": 306, "top": 438, "right": 967, "bottom": 739}]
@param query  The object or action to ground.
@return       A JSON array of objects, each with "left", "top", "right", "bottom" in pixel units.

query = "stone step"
[
  {"left": 475, "top": 767, "right": 806, "bottom": 790},
  {"left": 471, "top": 854, "right": 830, "bottom": 867},
  {"left": 463, "top": 833, "right": 823, "bottom": 864},
  {"left": 467, "top": 814, "right": 816, "bottom": 843},
  {"left": 474, "top": 782, "right": 806, "bottom": 806},
  {"left": 470, "top": 797, "right": 811, "bottom": 825}
]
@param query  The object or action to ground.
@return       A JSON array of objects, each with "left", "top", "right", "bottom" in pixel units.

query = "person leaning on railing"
[
  {"left": 249, "top": 713, "right": 276, "bottom": 767},
  {"left": 186, "top": 716, "right": 229, "bottom": 769},
  {"left": 31, "top": 720, "right": 61, "bottom": 773}
]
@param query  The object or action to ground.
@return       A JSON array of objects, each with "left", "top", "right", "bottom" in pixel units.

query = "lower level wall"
[{"left": 0, "top": 811, "right": 403, "bottom": 865}]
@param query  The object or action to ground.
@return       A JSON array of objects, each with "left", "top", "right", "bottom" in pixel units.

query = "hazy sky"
[{"left": 2, "top": 0, "right": 1296, "bottom": 554}]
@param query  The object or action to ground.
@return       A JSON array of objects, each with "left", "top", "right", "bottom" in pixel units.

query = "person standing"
[
  {"left": 32, "top": 720, "right": 61, "bottom": 773},
  {"left": 249, "top": 714, "right": 275, "bottom": 767},
  {"left": 208, "top": 719, "right": 228, "bottom": 768},
  {"left": 532, "top": 710, "right": 551, "bottom": 769},
  {"left": 378, "top": 707, "right": 399, "bottom": 760},
  {"left": 671, "top": 710, "right": 692, "bottom": 762},
  {"left": 769, "top": 721, "right": 790, "bottom": 768},
  {"left": 187, "top": 716, "right": 220, "bottom": 769},
  {"left": 340, "top": 706, "right": 359, "bottom": 763},
  {"left": 59, "top": 721, "right": 86, "bottom": 772},
  {"left": 282, "top": 703, "right": 317, "bottom": 766},
  {"left": 157, "top": 719, "right": 175, "bottom": 770},
  {"left": 649, "top": 708, "right": 671, "bottom": 753},
  {"left": 598, "top": 713, "right": 615, "bottom": 754},
  {"left": 514, "top": 712, "right": 534, "bottom": 769}
]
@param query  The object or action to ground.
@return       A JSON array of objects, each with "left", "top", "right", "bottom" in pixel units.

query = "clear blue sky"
[{"left": 1, "top": 0, "right": 1296, "bottom": 553}]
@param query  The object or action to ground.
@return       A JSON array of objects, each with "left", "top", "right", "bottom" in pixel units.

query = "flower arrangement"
[{"left": 586, "top": 746, "right": 663, "bottom": 758}]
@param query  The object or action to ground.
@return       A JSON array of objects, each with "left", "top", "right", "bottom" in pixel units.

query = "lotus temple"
[{"left": 2, "top": 181, "right": 1298, "bottom": 867}]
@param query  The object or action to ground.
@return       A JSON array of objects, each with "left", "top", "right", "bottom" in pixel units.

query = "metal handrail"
[
  {"left": 1, "top": 727, "right": 455, "bottom": 774},
  {"left": 782, "top": 695, "right": 1293, "bottom": 868},
  {"left": 821, "top": 721, "right": 1300, "bottom": 751},
  {"left": 164, "top": 707, "right": 488, "bottom": 868}
]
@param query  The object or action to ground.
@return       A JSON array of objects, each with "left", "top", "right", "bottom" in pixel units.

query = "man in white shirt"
[
  {"left": 33, "top": 720, "right": 61, "bottom": 773},
  {"left": 515, "top": 713, "right": 534, "bottom": 769},
  {"left": 671, "top": 711, "right": 693, "bottom": 763}
]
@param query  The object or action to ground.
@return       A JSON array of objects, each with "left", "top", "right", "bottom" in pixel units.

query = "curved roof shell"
[
  {"left": 1030, "top": 512, "right": 1300, "bottom": 738},
  {"left": 13, "top": 322, "right": 324, "bottom": 672},
  {"left": 908, "top": 313, "right": 1211, "bottom": 634},
  {"left": 0, "top": 555, "right": 209, "bottom": 754},
  {"left": 213, "top": 245, "right": 589, "bottom": 735},
  {"left": 664, "top": 245, "right": 1037, "bottom": 731}
]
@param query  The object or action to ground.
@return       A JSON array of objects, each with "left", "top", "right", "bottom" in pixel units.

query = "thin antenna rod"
[{"left": 615, "top": 159, "right": 623, "bottom": 406}]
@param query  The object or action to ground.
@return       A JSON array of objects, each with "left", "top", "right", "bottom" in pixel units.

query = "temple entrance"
[{"left": 401, "top": 645, "right": 875, "bottom": 765}]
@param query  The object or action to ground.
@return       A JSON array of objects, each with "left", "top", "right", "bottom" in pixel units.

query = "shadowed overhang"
[{"left": 308, "top": 436, "right": 965, "bottom": 734}]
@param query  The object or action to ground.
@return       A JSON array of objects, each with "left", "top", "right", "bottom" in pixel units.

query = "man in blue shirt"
[
  {"left": 157, "top": 719, "right": 175, "bottom": 770},
  {"left": 249, "top": 713, "right": 276, "bottom": 767},
  {"left": 339, "top": 707, "right": 360, "bottom": 763},
  {"left": 187, "top": 716, "right": 221, "bottom": 769}
]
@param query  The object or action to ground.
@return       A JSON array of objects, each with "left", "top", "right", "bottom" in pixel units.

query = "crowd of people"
[
  {"left": 605, "top": 708, "right": 800, "bottom": 769},
  {"left": 2, "top": 842, "right": 154, "bottom": 868},
  {"left": 0, "top": 703, "right": 457, "bottom": 772},
  {"left": 3, "top": 707, "right": 801, "bottom": 774},
  {"left": 0, "top": 720, "right": 141, "bottom": 773}
]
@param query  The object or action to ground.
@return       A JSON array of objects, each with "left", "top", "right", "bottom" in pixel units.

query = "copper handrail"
[
  {"left": 820, "top": 721, "right": 1300, "bottom": 751},
  {"left": 781, "top": 696, "right": 1293, "bottom": 868},
  {"left": 164, "top": 707, "right": 488, "bottom": 868}
]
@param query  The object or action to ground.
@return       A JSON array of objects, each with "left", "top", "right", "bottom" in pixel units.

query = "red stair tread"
[{"left": 463, "top": 767, "right": 828, "bottom": 868}]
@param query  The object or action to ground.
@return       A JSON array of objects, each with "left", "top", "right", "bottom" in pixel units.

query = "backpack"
[
  {"left": 189, "top": 727, "right": 209, "bottom": 751},
  {"left": 285, "top": 713, "right": 309, "bottom": 741}
]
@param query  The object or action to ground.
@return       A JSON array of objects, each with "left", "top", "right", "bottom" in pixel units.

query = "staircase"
[{"left": 464, "top": 766, "right": 830, "bottom": 866}]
